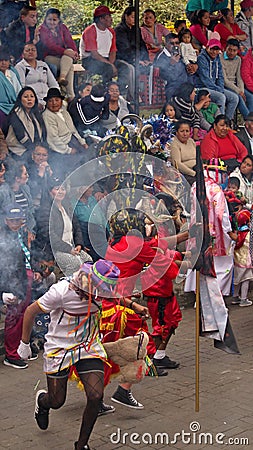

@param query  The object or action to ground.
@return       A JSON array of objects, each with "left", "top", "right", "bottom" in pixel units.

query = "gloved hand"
[
  {"left": 17, "top": 340, "right": 32, "bottom": 360},
  {"left": 2, "top": 293, "right": 18, "bottom": 305}
]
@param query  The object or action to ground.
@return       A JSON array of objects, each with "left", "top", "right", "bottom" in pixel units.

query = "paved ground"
[{"left": 1, "top": 297, "right": 253, "bottom": 450}]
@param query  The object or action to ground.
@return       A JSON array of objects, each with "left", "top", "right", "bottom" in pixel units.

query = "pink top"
[
  {"left": 141, "top": 23, "right": 169, "bottom": 61},
  {"left": 190, "top": 24, "right": 208, "bottom": 48}
]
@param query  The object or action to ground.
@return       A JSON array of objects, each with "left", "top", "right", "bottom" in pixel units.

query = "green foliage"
[
  {"left": 36, "top": 0, "right": 100, "bottom": 33},
  {"left": 140, "top": 0, "right": 185, "bottom": 24},
  {"left": 36, "top": 0, "right": 186, "bottom": 34}
]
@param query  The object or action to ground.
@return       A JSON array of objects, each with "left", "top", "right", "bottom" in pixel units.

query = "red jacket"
[
  {"left": 142, "top": 249, "right": 181, "bottom": 297},
  {"left": 40, "top": 22, "right": 77, "bottom": 58},
  {"left": 241, "top": 48, "right": 253, "bottom": 93},
  {"left": 200, "top": 128, "right": 248, "bottom": 161},
  {"left": 105, "top": 235, "right": 176, "bottom": 298}
]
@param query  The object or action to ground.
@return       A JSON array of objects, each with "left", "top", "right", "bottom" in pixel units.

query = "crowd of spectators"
[
  {"left": 1, "top": 0, "right": 253, "bottom": 372},
  {"left": 2, "top": 5, "right": 253, "bottom": 450}
]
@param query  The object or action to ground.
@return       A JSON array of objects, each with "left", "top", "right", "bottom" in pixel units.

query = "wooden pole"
[{"left": 195, "top": 270, "right": 200, "bottom": 412}]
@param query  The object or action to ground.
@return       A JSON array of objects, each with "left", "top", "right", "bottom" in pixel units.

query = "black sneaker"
[
  {"left": 74, "top": 443, "right": 90, "bottom": 450},
  {"left": 146, "top": 366, "right": 168, "bottom": 377},
  {"left": 111, "top": 386, "right": 144, "bottom": 409},
  {"left": 97, "top": 401, "right": 115, "bottom": 416},
  {"left": 153, "top": 355, "right": 180, "bottom": 369},
  {"left": 35, "top": 390, "right": 50, "bottom": 430},
  {"left": 3, "top": 357, "right": 28, "bottom": 369}
]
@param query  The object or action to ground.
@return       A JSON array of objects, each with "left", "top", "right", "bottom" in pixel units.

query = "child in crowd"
[
  {"left": 179, "top": 28, "right": 198, "bottom": 69},
  {"left": 74, "top": 84, "right": 110, "bottom": 137},
  {"left": 232, "top": 209, "right": 253, "bottom": 307},
  {"left": 197, "top": 89, "right": 220, "bottom": 131},
  {"left": 161, "top": 101, "right": 181, "bottom": 122},
  {"left": 224, "top": 176, "right": 246, "bottom": 231}
]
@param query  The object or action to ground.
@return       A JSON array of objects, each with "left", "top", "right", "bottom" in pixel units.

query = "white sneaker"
[{"left": 239, "top": 298, "right": 252, "bottom": 307}]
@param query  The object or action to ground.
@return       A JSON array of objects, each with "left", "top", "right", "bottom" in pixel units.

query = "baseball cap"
[
  {"left": 240, "top": 0, "right": 253, "bottom": 9},
  {"left": 94, "top": 5, "right": 114, "bottom": 17},
  {"left": 4, "top": 203, "right": 25, "bottom": 220},
  {"left": 207, "top": 39, "right": 222, "bottom": 49}
]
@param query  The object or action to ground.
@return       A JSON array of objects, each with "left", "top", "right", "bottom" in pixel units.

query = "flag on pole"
[
  {"left": 193, "top": 146, "right": 216, "bottom": 277},
  {"left": 193, "top": 148, "right": 239, "bottom": 354}
]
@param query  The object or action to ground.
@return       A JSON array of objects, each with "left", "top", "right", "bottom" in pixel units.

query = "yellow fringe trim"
[{"left": 101, "top": 305, "right": 135, "bottom": 318}]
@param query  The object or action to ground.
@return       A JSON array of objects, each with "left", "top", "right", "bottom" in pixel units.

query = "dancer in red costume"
[{"left": 104, "top": 208, "right": 188, "bottom": 408}]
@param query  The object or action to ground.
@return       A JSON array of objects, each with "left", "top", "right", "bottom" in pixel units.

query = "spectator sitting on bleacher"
[
  {"left": 214, "top": 8, "right": 247, "bottom": 51},
  {"left": 80, "top": 5, "right": 128, "bottom": 97},
  {"left": 235, "top": 0, "right": 253, "bottom": 50},
  {"left": 115, "top": 6, "right": 152, "bottom": 100},
  {"left": 190, "top": 10, "right": 211, "bottom": 50},
  {"left": 42, "top": 88, "right": 92, "bottom": 175},
  {"left": 174, "top": 19, "right": 187, "bottom": 34},
  {"left": 39, "top": 8, "right": 78, "bottom": 102},
  {"left": 178, "top": 28, "right": 198, "bottom": 69},
  {"left": 155, "top": 33, "right": 198, "bottom": 101},
  {"left": 101, "top": 82, "right": 132, "bottom": 131},
  {"left": 68, "top": 83, "right": 109, "bottom": 137},
  {"left": 141, "top": 8, "right": 170, "bottom": 62},
  {"left": 185, "top": 0, "right": 228, "bottom": 25},
  {"left": 171, "top": 83, "right": 202, "bottom": 141},
  {"left": 0, "top": 46, "right": 22, "bottom": 129},
  {"left": 241, "top": 45, "right": 253, "bottom": 113},
  {"left": 5, "top": 5, "right": 39, "bottom": 63},
  {"left": 220, "top": 38, "right": 251, "bottom": 120},
  {"left": 195, "top": 36, "right": 239, "bottom": 121},
  {"left": 77, "top": 82, "right": 92, "bottom": 99},
  {"left": 236, "top": 112, "right": 253, "bottom": 156},
  {"left": 15, "top": 42, "right": 59, "bottom": 110},
  {"left": 4, "top": 86, "right": 47, "bottom": 161},
  {"left": 80, "top": 5, "right": 116, "bottom": 85},
  {"left": 196, "top": 88, "right": 220, "bottom": 131}
]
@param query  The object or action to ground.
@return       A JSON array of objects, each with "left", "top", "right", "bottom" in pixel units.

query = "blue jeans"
[
  {"left": 208, "top": 88, "right": 238, "bottom": 120},
  {"left": 245, "top": 88, "right": 253, "bottom": 113}
]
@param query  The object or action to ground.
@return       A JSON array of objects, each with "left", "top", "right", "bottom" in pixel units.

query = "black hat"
[{"left": 43, "top": 88, "right": 65, "bottom": 102}]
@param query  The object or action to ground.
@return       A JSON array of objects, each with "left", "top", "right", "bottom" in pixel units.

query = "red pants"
[
  {"left": 4, "top": 269, "right": 33, "bottom": 360},
  {"left": 147, "top": 295, "right": 182, "bottom": 341}
]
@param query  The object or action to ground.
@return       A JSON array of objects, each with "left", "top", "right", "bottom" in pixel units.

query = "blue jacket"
[
  {"left": 196, "top": 49, "right": 224, "bottom": 93},
  {"left": 0, "top": 67, "right": 21, "bottom": 115},
  {"left": 155, "top": 50, "right": 190, "bottom": 100}
]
